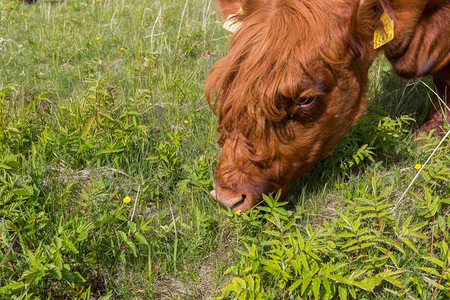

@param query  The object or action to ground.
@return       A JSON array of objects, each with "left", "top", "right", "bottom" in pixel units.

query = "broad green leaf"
[
  {"left": 72, "top": 271, "right": 86, "bottom": 284},
  {"left": 360, "top": 242, "right": 375, "bottom": 249},
  {"left": 360, "top": 212, "right": 378, "bottom": 219},
  {"left": 322, "top": 277, "right": 331, "bottom": 294},
  {"left": 310, "top": 262, "right": 319, "bottom": 276},
  {"left": 246, "top": 274, "right": 255, "bottom": 290},
  {"left": 126, "top": 240, "right": 137, "bottom": 257},
  {"left": 0, "top": 163, "right": 12, "bottom": 170},
  {"left": 127, "top": 221, "right": 137, "bottom": 233},
  {"left": 408, "top": 276, "right": 424, "bottom": 295},
  {"left": 308, "top": 251, "right": 321, "bottom": 261},
  {"left": 82, "top": 114, "right": 96, "bottom": 137},
  {"left": 48, "top": 267, "right": 62, "bottom": 280},
  {"left": 221, "top": 283, "right": 239, "bottom": 293},
  {"left": 134, "top": 232, "right": 149, "bottom": 246},
  {"left": 238, "top": 290, "right": 247, "bottom": 300},
  {"left": 351, "top": 280, "right": 373, "bottom": 292},
  {"left": 344, "top": 245, "right": 362, "bottom": 252},
  {"left": 400, "top": 237, "right": 419, "bottom": 253},
  {"left": 357, "top": 227, "right": 368, "bottom": 236},
  {"left": 358, "top": 235, "right": 376, "bottom": 242},
  {"left": 403, "top": 216, "right": 413, "bottom": 230},
  {"left": 119, "top": 251, "right": 126, "bottom": 263},
  {"left": 422, "top": 276, "right": 438, "bottom": 288},
  {"left": 410, "top": 221, "right": 429, "bottom": 232},
  {"left": 349, "top": 286, "right": 356, "bottom": 299},
  {"left": 381, "top": 275, "right": 403, "bottom": 288},
  {"left": 283, "top": 219, "right": 296, "bottom": 231},
  {"left": 288, "top": 279, "right": 302, "bottom": 293},
  {"left": 0, "top": 282, "right": 24, "bottom": 294},
  {"left": 98, "top": 110, "right": 114, "bottom": 121},
  {"left": 301, "top": 252, "right": 309, "bottom": 272},
  {"left": 82, "top": 286, "right": 91, "bottom": 300},
  {"left": 94, "top": 148, "right": 125, "bottom": 156},
  {"left": 408, "top": 231, "right": 428, "bottom": 240},
  {"left": 342, "top": 239, "right": 359, "bottom": 249},
  {"left": 233, "top": 277, "right": 246, "bottom": 289},
  {"left": 422, "top": 257, "right": 445, "bottom": 269},
  {"left": 20, "top": 267, "right": 45, "bottom": 284},
  {"left": 145, "top": 155, "right": 159, "bottom": 161},
  {"left": 349, "top": 270, "right": 367, "bottom": 280},
  {"left": 53, "top": 250, "right": 63, "bottom": 269},
  {"left": 117, "top": 230, "right": 128, "bottom": 242},
  {"left": 377, "top": 204, "right": 392, "bottom": 211},
  {"left": 264, "top": 230, "right": 281, "bottom": 238},
  {"left": 418, "top": 267, "right": 441, "bottom": 277},
  {"left": 337, "top": 231, "right": 355, "bottom": 238},
  {"left": 301, "top": 276, "right": 312, "bottom": 296},
  {"left": 337, "top": 211, "right": 353, "bottom": 230},
  {"left": 330, "top": 262, "right": 347, "bottom": 273},
  {"left": 386, "top": 253, "right": 399, "bottom": 267},
  {"left": 312, "top": 277, "right": 321, "bottom": 299},
  {"left": 442, "top": 241, "right": 448, "bottom": 254},
  {"left": 63, "top": 237, "right": 79, "bottom": 254},
  {"left": 62, "top": 269, "right": 74, "bottom": 283},
  {"left": 12, "top": 188, "right": 33, "bottom": 197},
  {"left": 391, "top": 243, "right": 406, "bottom": 255},
  {"left": 339, "top": 286, "right": 348, "bottom": 300},
  {"left": 329, "top": 275, "right": 351, "bottom": 285},
  {"left": 297, "top": 229, "right": 305, "bottom": 249}
]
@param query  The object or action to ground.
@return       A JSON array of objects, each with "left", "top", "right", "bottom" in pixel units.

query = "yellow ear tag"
[
  {"left": 374, "top": 11, "right": 394, "bottom": 49},
  {"left": 223, "top": 7, "right": 244, "bottom": 33}
]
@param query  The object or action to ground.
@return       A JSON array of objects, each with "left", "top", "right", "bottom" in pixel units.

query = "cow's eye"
[
  {"left": 284, "top": 96, "right": 320, "bottom": 122},
  {"left": 297, "top": 96, "right": 318, "bottom": 113},
  {"left": 298, "top": 97, "right": 315, "bottom": 106}
]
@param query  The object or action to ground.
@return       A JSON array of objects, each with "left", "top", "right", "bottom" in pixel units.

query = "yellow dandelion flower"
[
  {"left": 96, "top": 37, "right": 101, "bottom": 41},
  {"left": 123, "top": 196, "right": 131, "bottom": 203},
  {"left": 12, "top": 20, "right": 15, "bottom": 23},
  {"left": 235, "top": 209, "right": 241, "bottom": 216},
  {"left": 184, "top": 120, "right": 189, "bottom": 124},
  {"left": 120, "top": 47, "right": 124, "bottom": 52},
  {"left": 414, "top": 164, "right": 422, "bottom": 170},
  {"left": 89, "top": 42, "right": 93, "bottom": 45},
  {"left": 125, "top": 5, "right": 128, "bottom": 8},
  {"left": 24, "top": 14, "right": 27, "bottom": 18}
]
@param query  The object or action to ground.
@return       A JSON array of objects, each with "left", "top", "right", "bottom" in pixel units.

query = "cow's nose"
[{"left": 210, "top": 190, "right": 256, "bottom": 212}]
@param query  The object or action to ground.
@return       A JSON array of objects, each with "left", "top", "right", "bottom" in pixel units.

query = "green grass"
[{"left": 0, "top": 0, "right": 449, "bottom": 299}]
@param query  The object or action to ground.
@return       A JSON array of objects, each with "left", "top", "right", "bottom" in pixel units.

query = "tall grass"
[{"left": 0, "top": 0, "right": 448, "bottom": 299}]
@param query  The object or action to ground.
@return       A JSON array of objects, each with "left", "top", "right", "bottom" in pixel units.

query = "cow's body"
[{"left": 206, "top": 0, "right": 450, "bottom": 212}]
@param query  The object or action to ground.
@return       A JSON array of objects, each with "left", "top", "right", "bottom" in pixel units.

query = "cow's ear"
[
  {"left": 347, "top": 0, "right": 381, "bottom": 57},
  {"left": 215, "top": 0, "right": 265, "bottom": 20},
  {"left": 347, "top": 0, "right": 427, "bottom": 57}
]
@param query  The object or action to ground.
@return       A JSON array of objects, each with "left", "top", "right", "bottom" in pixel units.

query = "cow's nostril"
[{"left": 231, "top": 195, "right": 247, "bottom": 210}]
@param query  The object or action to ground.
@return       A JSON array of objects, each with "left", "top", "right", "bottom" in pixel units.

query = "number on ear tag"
[{"left": 373, "top": 11, "right": 395, "bottom": 49}]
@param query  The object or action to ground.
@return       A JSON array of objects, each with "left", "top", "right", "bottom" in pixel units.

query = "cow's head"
[{"left": 206, "top": 0, "right": 388, "bottom": 211}]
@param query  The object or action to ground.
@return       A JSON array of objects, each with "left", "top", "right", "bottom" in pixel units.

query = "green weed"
[{"left": 0, "top": 0, "right": 448, "bottom": 299}]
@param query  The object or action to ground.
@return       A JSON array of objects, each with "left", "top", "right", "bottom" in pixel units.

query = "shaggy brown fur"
[{"left": 206, "top": 0, "right": 450, "bottom": 211}]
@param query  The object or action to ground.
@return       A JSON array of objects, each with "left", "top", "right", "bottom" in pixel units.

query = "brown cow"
[{"left": 206, "top": 0, "right": 450, "bottom": 212}]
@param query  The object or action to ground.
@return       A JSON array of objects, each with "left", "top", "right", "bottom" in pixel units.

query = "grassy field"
[{"left": 0, "top": 0, "right": 449, "bottom": 299}]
